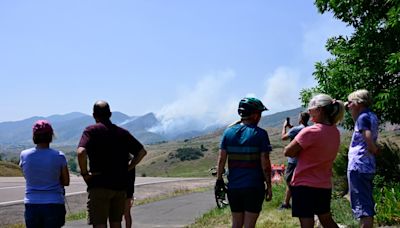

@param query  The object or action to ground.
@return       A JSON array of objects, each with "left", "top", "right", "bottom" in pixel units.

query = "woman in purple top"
[
  {"left": 346, "top": 89, "right": 379, "bottom": 228},
  {"left": 20, "top": 120, "right": 70, "bottom": 228}
]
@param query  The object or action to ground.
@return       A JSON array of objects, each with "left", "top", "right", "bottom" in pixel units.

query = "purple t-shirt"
[
  {"left": 78, "top": 121, "right": 143, "bottom": 190},
  {"left": 348, "top": 109, "right": 379, "bottom": 173}
]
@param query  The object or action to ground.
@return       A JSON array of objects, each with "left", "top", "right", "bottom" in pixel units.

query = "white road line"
[
  {"left": 0, "top": 200, "right": 24, "bottom": 206},
  {"left": 0, "top": 178, "right": 204, "bottom": 206},
  {"left": 0, "top": 182, "right": 84, "bottom": 190},
  {"left": 0, "top": 185, "right": 25, "bottom": 190}
]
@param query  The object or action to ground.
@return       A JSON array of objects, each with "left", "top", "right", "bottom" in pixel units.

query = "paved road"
[
  {"left": 0, "top": 177, "right": 214, "bottom": 227},
  {"left": 0, "top": 176, "right": 202, "bottom": 206},
  {"left": 65, "top": 190, "right": 215, "bottom": 228}
]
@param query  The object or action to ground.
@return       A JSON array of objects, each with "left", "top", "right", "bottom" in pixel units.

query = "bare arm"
[
  {"left": 363, "top": 129, "right": 379, "bottom": 155},
  {"left": 77, "top": 147, "right": 88, "bottom": 174},
  {"left": 77, "top": 147, "right": 91, "bottom": 183},
  {"left": 283, "top": 140, "right": 302, "bottom": 158},
  {"left": 261, "top": 152, "right": 272, "bottom": 201},
  {"left": 60, "top": 165, "right": 70, "bottom": 186},
  {"left": 281, "top": 126, "right": 290, "bottom": 141},
  {"left": 281, "top": 120, "right": 293, "bottom": 140},
  {"left": 128, "top": 148, "right": 147, "bottom": 171},
  {"left": 216, "top": 149, "right": 227, "bottom": 180}
]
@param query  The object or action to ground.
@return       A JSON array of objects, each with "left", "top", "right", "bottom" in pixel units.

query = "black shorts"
[
  {"left": 127, "top": 170, "right": 136, "bottom": 199},
  {"left": 227, "top": 187, "right": 264, "bottom": 213},
  {"left": 284, "top": 162, "right": 296, "bottom": 184},
  {"left": 290, "top": 185, "right": 332, "bottom": 218}
]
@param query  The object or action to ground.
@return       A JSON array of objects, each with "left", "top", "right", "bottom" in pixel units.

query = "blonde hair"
[
  {"left": 347, "top": 89, "right": 372, "bottom": 107},
  {"left": 308, "top": 94, "right": 345, "bottom": 125}
]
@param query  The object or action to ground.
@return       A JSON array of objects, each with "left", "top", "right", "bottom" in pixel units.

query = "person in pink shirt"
[{"left": 283, "top": 94, "right": 345, "bottom": 228}]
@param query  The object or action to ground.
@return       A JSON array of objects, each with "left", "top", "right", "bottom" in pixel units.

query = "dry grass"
[
  {"left": 137, "top": 127, "right": 288, "bottom": 177},
  {"left": 0, "top": 161, "right": 22, "bottom": 176}
]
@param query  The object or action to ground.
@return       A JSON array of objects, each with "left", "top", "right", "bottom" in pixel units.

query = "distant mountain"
[
  {"left": 120, "top": 113, "right": 167, "bottom": 144},
  {"left": 0, "top": 107, "right": 305, "bottom": 151},
  {"left": 0, "top": 112, "right": 165, "bottom": 147},
  {"left": 259, "top": 107, "right": 305, "bottom": 128},
  {"left": 122, "top": 113, "right": 159, "bottom": 132}
]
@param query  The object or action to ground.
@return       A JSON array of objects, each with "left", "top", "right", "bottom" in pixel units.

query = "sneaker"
[{"left": 278, "top": 203, "right": 291, "bottom": 210}]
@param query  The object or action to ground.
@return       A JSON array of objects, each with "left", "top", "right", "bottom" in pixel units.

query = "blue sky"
[{"left": 0, "top": 1, "right": 351, "bottom": 129}]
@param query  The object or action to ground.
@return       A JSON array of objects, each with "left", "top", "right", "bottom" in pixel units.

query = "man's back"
[{"left": 78, "top": 121, "right": 134, "bottom": 190}]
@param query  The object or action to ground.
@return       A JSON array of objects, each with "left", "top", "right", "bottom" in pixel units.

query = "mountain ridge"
[{"left": 0, "top": 107, "right": 304, "bottom": 149}]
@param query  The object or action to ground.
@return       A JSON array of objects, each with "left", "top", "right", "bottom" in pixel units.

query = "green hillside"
[
  {"left": 137, "top": 127, "right": 287, "bottom": 177},
  {"left": 138, "top": 123, "right": 400, "bottom": 178}
]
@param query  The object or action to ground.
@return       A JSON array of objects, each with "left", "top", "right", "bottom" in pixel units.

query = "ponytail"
[{"left": 326, "top": 100, "right": 345, "bottom": 125}]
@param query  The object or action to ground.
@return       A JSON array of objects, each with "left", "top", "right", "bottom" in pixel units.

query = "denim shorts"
[
  {"left": 25, "top": 204, "right": 66, "bottom": 228},
  {"left": 284, "top": 162, "right": 296, "bottom": 184},
  {"left": 348, "top": 170, "right": 375, "bottom": 218}
]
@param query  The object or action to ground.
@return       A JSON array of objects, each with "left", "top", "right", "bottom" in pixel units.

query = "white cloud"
[
  {"left": 151, "top": 70, "right": 238, "bottom": 135},
  {"left": 262, "top": 67, "right": 303, "bottom": 114},
  {"left": 258, "top": 14, "right": 353, "bottom": 115},
  {"left": 302, "top": 14, "right": 352, "bottom": 63}
]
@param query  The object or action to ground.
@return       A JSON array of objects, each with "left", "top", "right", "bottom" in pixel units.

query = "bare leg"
[
  {"left": 299, "top": 217, "right": 314, "bottom": 228},
  {"left": 284, "top": 187, "right": 292, "bottom": 206},
  {"left": 124, "top": 198, "right": 133, "bottom": 228},
  {"left": 231, "top": 212, "right": 244, "bottom": 228},
  {"left": 360, "top": 216, "right": 374, "bottom": 228},
  {"left": 243, "top": 211, "right": 260, "bottom": 228},
  {"left": 317, "top": 212, "right": 338, "bottom": 228}
]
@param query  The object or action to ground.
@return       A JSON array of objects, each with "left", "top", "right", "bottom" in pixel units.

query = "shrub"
[
  {"left": 200, "top": 144, "right": 208, "bottom": 151},
  {"left": 68, "top": 158, "right": 78, "bottom": 173},
  {"left": 174, "top": 147, "right": 204, "bottom": 161},
  {"left": 374, "top": 183, "right": 400, "bottom": 226},
  {"left": 374, "top": 140, "right": 400, "bottom": 187},
  {"left": 332, "top": 136, "right": 351, "bottom": 196}
]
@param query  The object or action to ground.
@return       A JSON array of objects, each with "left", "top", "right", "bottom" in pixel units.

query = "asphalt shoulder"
[{"left": 65, "top": 190, "right": 215, "bottom": 228}]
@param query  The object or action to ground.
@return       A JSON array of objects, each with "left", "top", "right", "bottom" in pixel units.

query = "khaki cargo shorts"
[{"left": 87, "top": 188, "right": 126, "bottom": 225}]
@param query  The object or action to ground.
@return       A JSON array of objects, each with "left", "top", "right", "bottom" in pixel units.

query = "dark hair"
[
  {"left": 300, "top": 112, "right": 310, "bottom": 126},
  {"left": 33, "top": 132, "right": 53, "bottom": 144}
]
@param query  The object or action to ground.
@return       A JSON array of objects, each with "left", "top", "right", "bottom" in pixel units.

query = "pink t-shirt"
[{"left": 290, "top": 123, "right": 340, "bottom": 189}]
